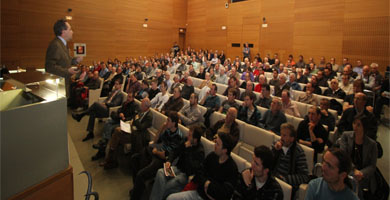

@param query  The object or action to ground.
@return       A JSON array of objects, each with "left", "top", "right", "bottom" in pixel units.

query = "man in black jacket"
[
  {"left": 150, "top": 126, "right": 205, "bottom": 200},
  {"left": 91, "top": 92, "right": 140, "bottom": 161},
  {"left": 167, "top": 132, "right": 238, "bottom": 200},
  {"left": 232, "top": 145, "right": 283, "bottom": 200},
  {"left": 72, "top": 80, "right": 124, "bottom": 141}
]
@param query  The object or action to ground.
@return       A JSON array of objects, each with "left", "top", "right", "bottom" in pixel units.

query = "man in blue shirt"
[{"left": 305, "top": 148, "right": 359, "bottom": 200}]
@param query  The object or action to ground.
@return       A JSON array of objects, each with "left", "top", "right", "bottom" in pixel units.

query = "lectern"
[{"left": 1, "top": 71, "right": 73, "bottom": 200}]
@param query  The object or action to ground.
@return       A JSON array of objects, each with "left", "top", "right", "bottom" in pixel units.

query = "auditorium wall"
[
  {"left": 1, "top": 0, "right": 187, "bottom": 68},
  {"left": 1, "top": 0, "right": 389, "bottom": 71},
  {"left": 186, "top": 0, "right": 389, "bottom": 71}
]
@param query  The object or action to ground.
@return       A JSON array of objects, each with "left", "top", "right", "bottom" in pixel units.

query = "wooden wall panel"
[
  {"left": 186, "top": 0, "right": 389, "bottom": 70},
  {"left": 1, "top": 0, "right": 187, "bottom": 68}
]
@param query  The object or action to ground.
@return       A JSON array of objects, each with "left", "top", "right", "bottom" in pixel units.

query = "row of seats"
[{"left": 131, "top": 96, "right": 313, "bottom": 200}]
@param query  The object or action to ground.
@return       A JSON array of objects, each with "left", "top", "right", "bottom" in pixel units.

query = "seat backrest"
[
  {"left": 192, "top": 77, "right": 203, "bottom": 88},
  {"left": 231, "top": 152, "right": 251, "bottom": 173},
  {"left": 299, "top": 144, "right": 314, "bottom": 175},
  {"left": 257, "top": 106, "right": 268, "bottom": 116},
  {"left": 292, "top": 116, "right": 304, "bottom": 130},
  {"left": 235, "top": 119, "right": 246, "bottom": 141},
  {"left": 294, "top": 101, "right": 308, "bottom": 118},
  {"left": 209, "top": 111, "right": 225, "bottom": 128},
  {"left": 242, "top": 124, "right": 274, "bottom": 148},
  {"left": 178, "top": 124, "right": 189, "bottom": 138},
  {"left": 215, "top": 82, "right": 227, "bottom": 95},
  {"left": 275, "top": 177, "right": 292, "bottom": 200},
  {"left": 151, "top": 108, "right": 168, "bottom": 131},
  {"left": 200, "top": 136, "right": 215, "bottom": 156},
  {"left": 216, "top": 93, "right": 227, "bottom": 103}
]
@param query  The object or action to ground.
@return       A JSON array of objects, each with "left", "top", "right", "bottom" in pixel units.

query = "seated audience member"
[
  {"left": 240, "top": 72, "right": 253, "bottom": 89},
  {"left": 150, "top": 81, "right": 169, "bottom": 112},
  {"left": 161, "top": 87, "right": 184, "bottom": 114},
  {"left": 102, "top": 66, "right": 124, "bottom": 97},
  {"left": 69, "top": 71, "right": 101, "bottom": 109},
  {"left": 164, "top": 71, "right": 172, "bottom": 91},
  {"left": 198, "top": 72, "right": 213, "bottom": 101},
  {"left": 169, "top": 74, "right": 181, "bottom": 94},
  {"left": 216, "top": 66, "right": 228, "bottom": 84},
  {"left": 99, "top": 63, "right": 109, "bottom": 78},
  {"left": 274, "top": 73, "right": 290, "bottom": 97},
  {"left": 269, "top": 69, "right": 280, "bottom": 86},
  {"left": 167, "top": 132, "right": 238, "bottom": 200},
  {"left": 304, "top": 75, "right": 322, "bottom": 95},
  {"left": 343, "top": 79, "right": 374, "bottom": 112},
  {"left": 318, "top": 98, "right": 336, "bottom": 131},
  {"left": 206, "top": 107, "right": 240, "bottom": 147},
  {"left": 296, "top": 55, "right": 306, "bottom": 68},
  {"left": 324, "top": 78, "right": 346, "bottom": 99},
  {"left": 370, "top": 62, "right": 383, "bottom": 92},
  {"left": 337, "top": 92, "right": 377, "bottom": 140},
  {"left": 197, "top": 66, "right": 206, "bottom": 79},
  {"left": 134, "top": 65, "right": 144, "bottom": 80},
  {"left": 374, "top": 77, "right": 389, "bottom": 119},
  {"left": 200, "top": 83, "right": 221, "bottom": 109},
  {"left": 223, "top": 76, "right": 241, "bottom": 99},
  {"left": 219, "top": 88, "right": 240, "bottom": 114},
  {"left": 130, "top": 112, "right": 184, "bottom": 200},
  {"left": 209, "top": 68, "right": 217, "bottom": 82},
  {"left": 99, "top": 97, "right": 152, "bottom": 168},
  {"left": 188, "top": 65, "right": 197, "bottom": 77},
  {"left": 296, "top": 68, "right": 309, "bottom": 84},
  {"left": 72, "top": 80, "right": 124, "bottom": 141},
  {"left": 125, "top": 73, "right": 141, "bottom": 94},
  {"left": 305, "top": 148, "right": 359, "bottom": 200},
  {"left": 178, "top": 93, "right": 203, "bottom": 126},
  {"left": 339, "top": 74, "right": 354, "bottom": 95},
  {"left": 259, "top": 98, "right": 287, "bottom": 135},
  {"left": 357, "top": 65, "right": 375, "bottom": 90},
  {"left": 316, "top": 70, "right": 329, "bottom": 87},
  {"left": 254, "top": 74, "right": 267, "bottom": 92},
  {"left": 239, "top": 80, "right": 255, "bottom": 101},
  {"left": 281, "top": 89, "right": 301, "bottom": 117},
  {"left": 336, "top": 116, "right": 377, "bottom": 199},
  {"left": 288, "top": 72, "right": 302, "bottom": 91},
  {"left": 232, "top": 145, "right": 284, "bottom": 200},
  {"left": 238, "top": 92, "right": 262, "bottom": 126},
  {"left": 181, "top": 77, "right": 194, "bottom": 100},
  {"left": 228, "top": 66, "right": 241, "bottom": 81},
  {"left": 135, "top": 80, "right": 149, "bottom": 100},
  {"left": 297, "top": 106, "right": 328, "bottom": 161},
  {"left": 255, "top": 84, "right": 273, "bottom": 109},
  {"left": 150, "top": 126, "right": 205, "bottom": 200},
  {"left": 91, "top": 92, "right": 139, "bottom": 160},
  {"left": 272, "top": 123, "right": 310, "bottom": 193},
  {"left": 148, "top": 79, "right": 160, "bottom": 100},
  {"left": 298, "top": 82, "right": 318, "bottom": 106},
  {"left": 199, "top": 72, "right": 213, "bottom": 89},
  {"left": 101, "top": 66, "right": 117, "bottom": 96},
  {"left": 323, "top": 66, "right": 336, "bottom": 81}
]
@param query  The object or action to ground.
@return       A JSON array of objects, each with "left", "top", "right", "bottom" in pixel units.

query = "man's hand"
[
  {"left": 354, "top": 169, "right": 364, "bottom": 181},
  {"left": 242, "top": 169, "right": 253, "bottom": 187},
  {"left": 76, "top": 56, "right": 83, "bottom": 63},
  {"left": 152, "top": 147, "right": 158, "bottom": 155},
  {"left": 164, "top": 161, "right": 171, "bottom": 169},
  {"left": 275, "top": 141, "right": 282, "bottom": 150},
  {"left": 68, "top": 67, "right": 78, "bottom": 75},
  {"left": 119, "top": 113, "right": 125, "bottom": 120},
  {"left": 366, "top": 106, "right": 373, "bottom": 113},
  {"left": 321, "top": 109, "right": 328, "bottom": 116}
]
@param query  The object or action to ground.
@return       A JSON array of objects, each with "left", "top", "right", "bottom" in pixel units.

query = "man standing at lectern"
[{"left": 45, "top": 19, "right": 83, "bottom": 97}]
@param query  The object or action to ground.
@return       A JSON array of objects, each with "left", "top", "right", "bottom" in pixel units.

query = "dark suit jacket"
[
  {"left": 45, "top": 37, "right": 78, "bottom": 78},
  {"left": 104, "top": 90, "right": 124, "bottom": 107},
  {"left": 337, "top": 131, "right": 377, "bottom": 193},
  {"left": 131, "top": 110, "right": 153, "bottom": 152}
]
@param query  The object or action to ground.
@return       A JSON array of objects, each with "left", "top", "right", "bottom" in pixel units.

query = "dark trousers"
[
  {"left": 130, "top": 147, "right": 165, "bottom": 200},
  {"left": 87, "top": 102, "right": 109, "bottom": 132},
  {"left": 374, "top": 96, "right": 389, "bottom": 119}
]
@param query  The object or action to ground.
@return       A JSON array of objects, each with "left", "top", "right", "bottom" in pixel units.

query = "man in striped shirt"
[{"left": 272, "top": 123, "right": 310, "bottom": 197}]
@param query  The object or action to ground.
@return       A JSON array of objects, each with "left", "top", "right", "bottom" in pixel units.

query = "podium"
[{"left": 1, "top": 71, "right": 73, "bottom": 200}]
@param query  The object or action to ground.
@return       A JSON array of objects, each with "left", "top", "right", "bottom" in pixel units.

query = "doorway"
[{"left": 178, "top": 28, "right": 186, "bottom": 51}]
